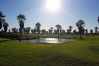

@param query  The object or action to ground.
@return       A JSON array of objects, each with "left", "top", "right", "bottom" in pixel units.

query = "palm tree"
[
  {"left": 31, "top": 29, "right": 34, "bottom": 34},
  {"left": 26, "top": 27, "right": 31, "bottom": 34},
  {"left": 69, "top": 26, "right": 73, "bottom": 34},
  {"left": 76, "top": 20, "right": 85, "bottom": 39},
  {"left": 34, "top": 28, "right": 37, "bottom": 35},
  {"left": 55, "top": 24, "right": 62, "bottom": 40},
  {"left": 67, "top": 29, "right": 70, "bottom": 34},
  {"left": 35, "top": 22, "right": 41, "bottom": 39},
  {"left": 98, "top": 16, "right": 99, "bottom": 24},
  {"left": 3, "top": 22, "right": 9, "bottom": 33},
  {"left": 50, "top": 27, "right": 53, "bottom": 34},
  {"left": 90, "top": 29, "right": 93, "bottom": 34},
  {"left": 17, "top": 14, "right": 26, "bottom": 41},
  {"left": 95, "top": 27, "right": 98, "bottom": 34},
  {"left": 0, "top": 11, "right": 5, "bottom": 30},
  {"left": 49, "top": 27, "right": 53, "bottom": 34},
  {"left": 42, "top": 29, "right": 46, "bottom": 34},
  {"left": 85, "top": 29, "right": 88, "bottom": 34},
  {"left": 12, "top": 28, "right": 17, "bottom": 33},
  {"left": 73, "top": 29, "right": 77, "bottom": 34}
]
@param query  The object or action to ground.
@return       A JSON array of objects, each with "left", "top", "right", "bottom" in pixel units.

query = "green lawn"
[{"left": 0, "top": 36, "right": 99, "bottom": 66}]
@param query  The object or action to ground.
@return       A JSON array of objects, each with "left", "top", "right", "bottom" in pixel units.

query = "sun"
[{"left": 46, "top": 0, "right": 61, "bottom": 12}]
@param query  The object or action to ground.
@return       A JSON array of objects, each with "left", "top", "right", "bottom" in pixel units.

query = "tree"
[
  {"left": 53, "top": 29, "right": 57, "bottom": 34},
  {"left": 49, "top": 27, "right": 53, "bottom": 34},
  {"left": 73, "top": 29, "right": 77, "bottom": 34},
  {"left": 60, "top": 29, "right": 65, "bottom": 35},
  {"left": 55, "top": 24, "right": 62, "bottom": 40},
  {"left": 0, "top": 11, "right": 5, "bottom": 30},
  {"left": 85, "top": 29, "right": 88, "bottom": 34},
  {"left": 34, "top": 28, "right": 37, "bottom": 34},
  {"left": 35, "top": 22, "right": 41, "bottom": 39},
  {"left": 90, "top": 29, "right": 93, "bottom": 34},
  {"left": 95, "top": 27, "right": 98, "bottom": 34},
  {"left": 97, "top": 16, "right": 99, "bottom": 34},
  {"left": 69, "top": 26, "right": 73, "bottom": 34},
  {"left": 98, "top": 16, "right": 99, "bottom": 24},
  {"left": 26, "top": 27, "right": 31, "bottom": 34},
  {"left": 76, "top": 20, "right": 85, "bottom": 39},
  {"left": 23, "top": 28, "right": 26, "bottom": 34},
  {"left": 3, "top": 22, "right": 9, "bottom": 33},
  {"left": 42, "top": 29, "right": 46, "bottom": 34},
  {"left": 12, "top": 28, "right": 18, "bottom": 33},
  {"left": 17, "top": 14, "right": 26, "bottom": 41},
  {"left": 67, "top": 29, "right": 70, "bottom": 34},
  {"left": 31, "top": 29, "right": 34, "bottom": 34}
]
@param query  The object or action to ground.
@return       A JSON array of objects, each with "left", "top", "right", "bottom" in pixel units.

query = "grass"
[
  {"left": 0, "top": 38, "right": 9, "bottom": 40},
  {"left": 0, "top": 35, "right": 99, "bottom": 66}
]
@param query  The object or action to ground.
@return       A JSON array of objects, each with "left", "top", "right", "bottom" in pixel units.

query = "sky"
[{"left": 0, "top": 0, "right": 99, "bottom": 31}]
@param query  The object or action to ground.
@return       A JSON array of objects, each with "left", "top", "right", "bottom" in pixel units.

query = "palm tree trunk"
[
  {"left": 58, "top": 32, "right": 59, "bottom": 40},
  {"left": 19, "top": 29, "right": 22, "bottom": 41},
  {"left": 80, "top": 33, "right": 82, "bottom": 39},
  {"left": 58, "top": 33, "right": 59, "bottom": 40},
  {"left": 37, "top": 31, "right": 40, "bottom": 42},
  {"left": 38, "top": 32, "right": 39, "bottom": 39}
]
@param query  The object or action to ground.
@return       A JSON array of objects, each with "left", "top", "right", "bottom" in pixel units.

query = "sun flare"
[{"left": 46, "top": 0, "right": 61, "bottom": 12}]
